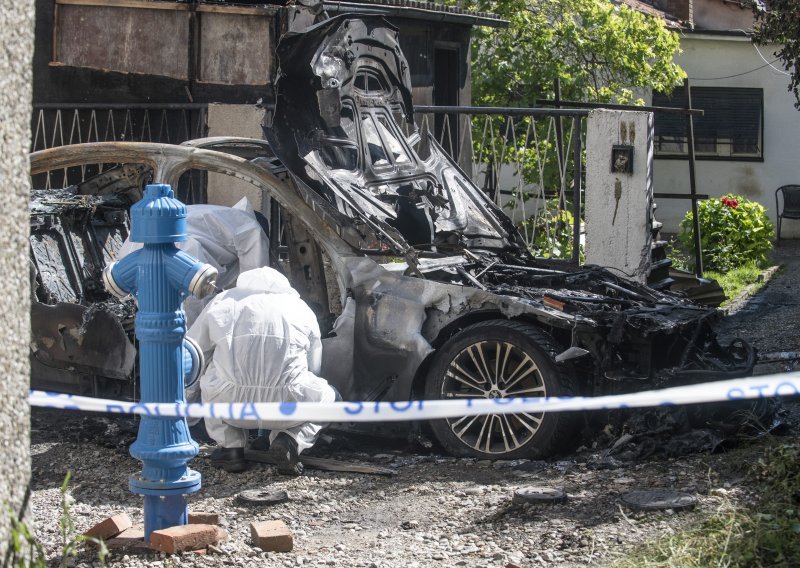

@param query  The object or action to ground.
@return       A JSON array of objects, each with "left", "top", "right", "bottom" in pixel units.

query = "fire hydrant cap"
[{"left": 131, "top": 184, "right": 188, "bottom": 243}]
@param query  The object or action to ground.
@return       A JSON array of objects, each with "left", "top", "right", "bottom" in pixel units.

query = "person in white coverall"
[
  {"left": 186, "top": 266, "right": 337, "bottom": 475},
  {"left": 119, "top": 197, "right": 270, "bottom": 326}
]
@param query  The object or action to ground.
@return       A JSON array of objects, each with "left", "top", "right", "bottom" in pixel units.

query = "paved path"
[{"left": 717, "top": 240, "right": 800, "bottom": 363}]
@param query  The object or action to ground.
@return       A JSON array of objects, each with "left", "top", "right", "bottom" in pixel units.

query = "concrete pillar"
[
  {"left": 0, "top": 0, "right": 35, "bottom": 561},
  {"left": 585, "top": 110, "right": 654, "bottom": 283},
  {"left": 205, "top": 104, "right": 268, "bottom": 211}
]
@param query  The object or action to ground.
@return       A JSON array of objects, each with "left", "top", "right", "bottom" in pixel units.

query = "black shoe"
[
  {"left": 268, "top": 433, "right": 304, "bottom": 476},
  {"left": 210, "top": 447, "right": 247, "bottom": 473},
  {"left": 250, "top": 434, "right": 271, "bottom": 452}
]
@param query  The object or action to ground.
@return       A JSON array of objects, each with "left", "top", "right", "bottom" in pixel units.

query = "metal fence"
[
  {"left": 415, "top": 106, "right": 588, "bottom": 263},
  {"left": 30, "top": 104, "right": 209, "bottom": 203},
  {"left": 29, "top": 102, "right": 702, "bottom": 272}
]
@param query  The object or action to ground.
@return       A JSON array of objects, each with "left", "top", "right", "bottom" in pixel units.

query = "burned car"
[{"left": 29, "top": 16, "right": 754, "bottom": 459}]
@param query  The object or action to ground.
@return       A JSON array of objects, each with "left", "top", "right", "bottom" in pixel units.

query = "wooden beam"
[
  {"left": 56, "top": 0, "right": 191, "bottom": 11},
  {"left": 196, "top": 4, "right": 279, "bottom": 16}
]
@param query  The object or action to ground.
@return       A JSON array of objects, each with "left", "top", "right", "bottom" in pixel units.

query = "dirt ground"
[{"left": 26, "top": 243, "right": 800, "bottom": 567}]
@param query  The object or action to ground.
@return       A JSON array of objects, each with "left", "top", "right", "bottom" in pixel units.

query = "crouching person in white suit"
[{"left": 186, "top": 266, "right": 337, "bottom": 475}]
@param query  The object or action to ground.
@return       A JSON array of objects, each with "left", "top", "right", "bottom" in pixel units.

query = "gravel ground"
[{"left": 27, "top": 244, "right": 800, "bottom": 568}]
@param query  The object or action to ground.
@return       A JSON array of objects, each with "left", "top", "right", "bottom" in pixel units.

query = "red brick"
[
  {"left": 188, "top": 512, "right": 219, "bottom": 525},
  {"left": 250, "top": 520, "right": 293, "bottom": 552},
  {"left": 149, "top": 524, "right": 220, "bottom": 554},
  {"left": 102, "top": 525, "right": 145, "bottom": 550},
  {"left": 83, "top": 513, "right": 133, "bottom": 541}
]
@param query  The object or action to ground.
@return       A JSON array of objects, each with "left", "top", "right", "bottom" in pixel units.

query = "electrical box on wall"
[{"left": 611, "top": 145, "right": 634, "bottom": 174}]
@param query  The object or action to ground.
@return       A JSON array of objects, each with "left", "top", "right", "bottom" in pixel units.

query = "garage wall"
[
  {"left": 206, "top": 104, "right": 268, "bottom": 211},
  {"left": 0, "top": 0, "right": 35, "bottom": 560}
]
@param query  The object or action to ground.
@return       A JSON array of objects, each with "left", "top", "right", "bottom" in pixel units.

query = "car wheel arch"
[{"left": 410, "top": 313, "right": 567, "bottom": 400}]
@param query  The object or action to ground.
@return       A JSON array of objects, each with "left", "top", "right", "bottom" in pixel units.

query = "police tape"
[{"left": 28, "top": 371, "right": 800, "bottom": 423}]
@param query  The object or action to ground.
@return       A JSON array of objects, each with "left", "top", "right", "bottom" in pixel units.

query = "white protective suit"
[
  {"left": 186, "top": 267, "right": 337, "bottom": 451},
  {"left": 119, "top": 197, "right": 270, "bottom": 325}
]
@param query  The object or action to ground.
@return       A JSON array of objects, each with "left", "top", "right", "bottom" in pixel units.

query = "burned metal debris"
[
  {"left": 422, "top": 257, "right": 754, "bottom": 387},
  {"left": 583, "top": 395, "right": 782, "bottom": 468},
  {"left": 30, "top": 187, "right": 136, "bottom": 395}
]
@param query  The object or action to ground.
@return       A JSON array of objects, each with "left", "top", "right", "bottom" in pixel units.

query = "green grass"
[
  {"left": 610, "top": 443, "right": 800, "bottom": 568},
  {"left": 705, "top": 262, "right": 773, "bottom": 307}
]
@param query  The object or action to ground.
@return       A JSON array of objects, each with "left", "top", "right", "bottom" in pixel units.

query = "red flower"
[{"left": 721, "top": 197, "right": 739, "bottom": 209}]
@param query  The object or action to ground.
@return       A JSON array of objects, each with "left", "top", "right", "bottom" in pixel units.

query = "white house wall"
[{"left": 653, "top": 34, "right": 800, "bottom": 237}]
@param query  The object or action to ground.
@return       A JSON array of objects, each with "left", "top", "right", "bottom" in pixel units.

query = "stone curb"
[{"left": 721, "top": 265, "right": 781, "bottom": 316}]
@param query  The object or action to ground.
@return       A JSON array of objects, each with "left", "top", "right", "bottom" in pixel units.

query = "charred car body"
[{"left": 29, "top": 16, "right": 754, "bottom": 459}]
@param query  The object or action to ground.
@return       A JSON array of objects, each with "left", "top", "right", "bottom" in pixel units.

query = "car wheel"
[{"left": 424, "top": 320, "right": 578, "bottom": 460}]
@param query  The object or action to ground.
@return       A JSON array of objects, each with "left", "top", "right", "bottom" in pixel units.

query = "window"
[{"left": 653, "top": 87, "right": 763, "bottom": 160}]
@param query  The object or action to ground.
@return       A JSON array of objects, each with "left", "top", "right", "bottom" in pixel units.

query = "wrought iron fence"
[
  {"left": 30, "top": 103, "right": 588, "bottom": 262},
  {"left": 415, "top": 106, "right": 589, "bottom": 263},
  {"left": 30, "top": 104, "right": 209, "bottom": 203}
]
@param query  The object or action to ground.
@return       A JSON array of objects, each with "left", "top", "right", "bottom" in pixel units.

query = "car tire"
[{"left": 424, "top": 320, "right": 578, "bottom": 460}]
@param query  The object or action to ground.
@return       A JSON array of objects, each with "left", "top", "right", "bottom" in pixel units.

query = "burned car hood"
[{"left": 265, "top": 15, "right": 525, "bottom": 255}]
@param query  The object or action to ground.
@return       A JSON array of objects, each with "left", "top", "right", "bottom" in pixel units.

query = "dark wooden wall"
[{"left": 34, "top": 1, "right": 472, "bottom": 109}]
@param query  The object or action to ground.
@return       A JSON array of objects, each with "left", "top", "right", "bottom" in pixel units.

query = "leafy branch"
[{"left": 752, "top": 0, "right": 800, "bottom": 109}]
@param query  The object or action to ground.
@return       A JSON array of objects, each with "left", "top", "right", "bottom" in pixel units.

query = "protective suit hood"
[
  {"left": 235, "top": 267, "right": 298, "bottom": 297},
  {"left": 118, "top": 197, "right": 270, "bottom": 325}
]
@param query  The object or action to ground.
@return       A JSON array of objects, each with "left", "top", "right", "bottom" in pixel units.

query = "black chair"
[{"left": 775, "top": 185, "right": 800, "bottom": 240}]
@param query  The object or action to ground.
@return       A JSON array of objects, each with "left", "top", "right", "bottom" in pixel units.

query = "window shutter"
[
  {"left": 653, "top": 88, "right": 688, "bottom": 139},
  {"left": 653, "top": 87, "right": 762, "bottom": 156}
]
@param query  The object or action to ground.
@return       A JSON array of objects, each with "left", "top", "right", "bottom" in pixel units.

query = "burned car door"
[
  {"left": 265, "top": 16, "right": 521, "bottom": 256},
  {"left": 30, "top": 189, "right": 136, "bottom": 396}
]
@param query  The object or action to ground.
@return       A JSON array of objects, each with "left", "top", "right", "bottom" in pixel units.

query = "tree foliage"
[
  {"left": 445, "top": 0, "right": 686, "bottom": 105},
  {"left": 752, "top": 0, "right": 800, "bottom": 109},
  {"left": 440, "top": 0, "right": 686, "bottom": 259}
]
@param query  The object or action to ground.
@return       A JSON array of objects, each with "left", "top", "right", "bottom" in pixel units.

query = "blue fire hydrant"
[{"left": 102, "top": 184, "right": 218, "bottom": 540}]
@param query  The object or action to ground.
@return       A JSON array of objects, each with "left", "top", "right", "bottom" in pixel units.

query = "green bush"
[
  {"left": 679, "top": 194, "right": 774, "bottom": 272},
  {"left": 519, "top": 199, "right": 583, "bottom": 260}
]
